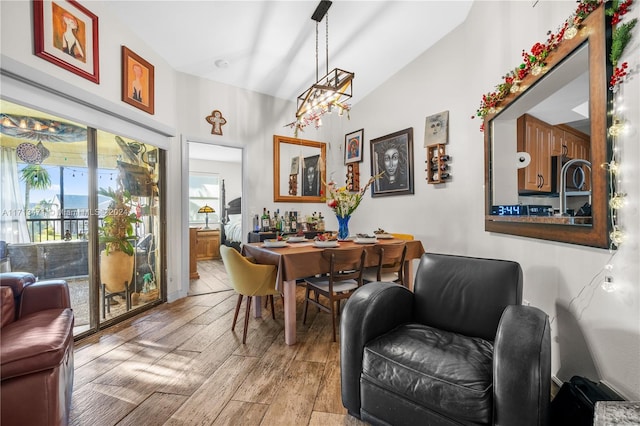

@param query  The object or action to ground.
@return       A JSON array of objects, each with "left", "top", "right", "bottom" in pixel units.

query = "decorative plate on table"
[
  {"left": 287, "top": 236, "right": 306, "bottom": 243},
  {"left": 354, "top": 237, "right": 377, "bottom": 244},
  {"left": 313, "top": 240, "right": 339, "bottom": 248},
  {"left": 263, "top": 240, "right": 288, "bottom": 248},
  {"left": 375, "top": 233, "right": 394, "bottom": 239}
]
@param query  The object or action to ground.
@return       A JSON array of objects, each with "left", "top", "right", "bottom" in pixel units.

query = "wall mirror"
[
  {"left": 484, "top": 5, "right": 611, "bottom": 248},
  {"left": 273, "top": 135, "right": 326, "bottom": 203}
]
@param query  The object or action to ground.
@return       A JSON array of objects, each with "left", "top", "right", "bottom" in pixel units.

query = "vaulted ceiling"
[{"left": 105, "top": 1, "right": 473, "bottom": 104}]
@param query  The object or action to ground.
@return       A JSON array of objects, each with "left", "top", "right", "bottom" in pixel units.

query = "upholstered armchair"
[{"left": 341, "top": 253, "right": 551, "bottom": 426}]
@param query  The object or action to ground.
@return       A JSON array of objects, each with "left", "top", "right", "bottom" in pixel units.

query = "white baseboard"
[{"left": 552, "top": 375, "right": 564, "bottom": 387}]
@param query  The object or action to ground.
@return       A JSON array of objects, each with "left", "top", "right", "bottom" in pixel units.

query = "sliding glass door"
[
  {"left": 0, "top": 99, "right": 164, "bottom": 335},
  {"left": 96, "top": 130, "right": 161, "bottom": 323}
]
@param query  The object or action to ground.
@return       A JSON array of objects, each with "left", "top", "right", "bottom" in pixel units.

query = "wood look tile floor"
[{"left": 71, "top": 259, "right": 366, "bottom": 426}]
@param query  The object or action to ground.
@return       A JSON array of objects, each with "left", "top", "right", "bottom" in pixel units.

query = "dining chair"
[
  {"left": 362, "top": 242, "right": 407, "bottom": 287},
  {"left": 220, "top": 245, "right": 280, "bottom": 344},
  {"left": 391, "top": 233, "right": 414, "bottom": 240},
  {"left": 303, "top": 247, "right": 366, "bottom": 342}
]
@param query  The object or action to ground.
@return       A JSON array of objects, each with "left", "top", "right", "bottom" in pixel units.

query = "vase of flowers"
[
  {"left": 336, "top": 215, "right": 351, "bottom": 240},
  {"left": 325, "top": 174, "right": 380, "bottom": 240}
]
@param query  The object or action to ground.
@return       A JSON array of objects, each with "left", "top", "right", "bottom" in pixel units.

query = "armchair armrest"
[
  {"left": 340, "top": 282, "right": 414, "bottom": 417},
  {"left": 493, "top": 304, "right": 551, "bottom": 426},
  {"left": 19, "top": 280, "right": 71, "bottom": 318},
  {"left": 0, "top": 272, "right": 37, "bottom": 298}
]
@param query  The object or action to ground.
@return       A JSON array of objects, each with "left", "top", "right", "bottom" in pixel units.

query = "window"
[{"left": 189, "top": 173, "right": 220, "bottom": 226}]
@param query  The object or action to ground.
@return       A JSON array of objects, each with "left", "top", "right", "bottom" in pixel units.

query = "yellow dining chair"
[
  {"left": 391, "top": 233, "right": 414, "bottom": 240},
  {"left": 220, "top": 245, "right": 280, "bottom": 344},
  {"left": 362, "top": 242, "right": 408, "bottom": 287}
]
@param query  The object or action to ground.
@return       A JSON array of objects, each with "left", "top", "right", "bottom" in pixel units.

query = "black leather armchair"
[{"left": 341, "top": 253, "right": 550, "bottom": 426}]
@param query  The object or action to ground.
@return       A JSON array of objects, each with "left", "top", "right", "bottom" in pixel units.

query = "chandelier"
[{"left": 289, "top": 0, "right": 354, "bottom": 132}]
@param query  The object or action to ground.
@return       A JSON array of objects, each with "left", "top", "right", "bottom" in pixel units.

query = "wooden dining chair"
[
  {"left": 220, "top": 245, "right": 280, "bottom": 344},
  {"left": 303, "top": 247, "right": 366, "bottom": 342},
  {"left": 362, "top": 242, "right": 408, "bottom": 286}
]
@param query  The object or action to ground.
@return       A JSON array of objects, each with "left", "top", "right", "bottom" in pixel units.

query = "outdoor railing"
[{"left": 26, "top": 218, "right": 93, "bottom": 242}]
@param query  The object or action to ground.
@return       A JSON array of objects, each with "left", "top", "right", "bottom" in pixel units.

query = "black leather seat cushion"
[{"left": 362, "top": 323, "right": 494, "bottom": 424}]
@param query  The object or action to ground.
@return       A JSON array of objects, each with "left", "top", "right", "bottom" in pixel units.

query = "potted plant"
[{"left": 98, "top": 184, "right": 140, "bottom": 296}]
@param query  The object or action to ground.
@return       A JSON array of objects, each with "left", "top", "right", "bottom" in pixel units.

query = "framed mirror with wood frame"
[
  {"left": 484, "top": 4, "right": 611, "bottom": 248},
  {"left": 273, "top": 135, "right": 326, "bottom": 203}
]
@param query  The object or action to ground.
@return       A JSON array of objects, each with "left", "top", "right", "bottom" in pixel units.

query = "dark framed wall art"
[
  {"left": 121, "top": 46, "right": 155, "bottom": 115},
  {"left": 370, "top": 128, "right": 414, "bottom": 197},
  {"left": 344, "top": 128, "right": 364, "bottom": 164},
  {"left": 33, "top": 0, "right": 100, "bottom": 83}
]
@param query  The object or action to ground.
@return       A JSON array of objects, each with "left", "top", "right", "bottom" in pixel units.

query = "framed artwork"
[
  {"left": 33, "top": 0, "right": 100, "bottom": 83},
  {"left": 121, "top": 46, "right": 155, "bottom": 114},
  {"left": 302, "top": 154, "right": 321, "bottom": 197},
  {"left": 290, "top": 156, "right": 300, "bottom": 175},
  {"left": 424, "top": 110, "right": 449, "bottom": 146},
  {"left": 370, "top": 128, "right": 414, "bottom": 197},
  {"left": 344, "top": 128, "right": 364, "bottom": 164}
]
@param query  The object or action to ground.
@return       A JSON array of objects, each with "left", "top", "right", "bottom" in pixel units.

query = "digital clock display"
[{"left": 491, "top": 205, "right": 528, "bottom": 216}]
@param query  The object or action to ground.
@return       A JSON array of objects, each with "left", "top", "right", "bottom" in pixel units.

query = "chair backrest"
[
  {"left": 372, "top": 242, "right": 407, "bottom": 284},
  {"left": 413, "top": 252, "right": 522, "bottom": 341},
  {"left": 391, "top": 233, "right": 414, "bottom": 241},
  {"left": 220, "top": 245, "right": 277, "bottom": 296},
  {"left": 321, "top": 247, "right": 366, "bottom": 287}
]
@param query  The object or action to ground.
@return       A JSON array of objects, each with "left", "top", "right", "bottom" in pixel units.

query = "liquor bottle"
[
  {"left": 439, "top": 163, "right": 449, "bottom": 171},
  {"left": 284, "top": 211, "right": 291, "bottom": 233},
  {"left": 290, "top": 212, "right": 297, "bottom": 232},
  {"left": 261, "top": 208, "right": 270, "bottom": 232},
  {"left": 440, "top": 172, "right": 450, "bottom": 179},
  {"left": 440, "top": 155, "right": 450, "bottom": 162},
  {"left": 274, "top": 210, "right": 281, "bottom": 231},
  {"left": 317, "top": 213, "right": 325, "bottom": 231},
  {"left": 253, "top": 214, "right": 259, "bottom": 232}
]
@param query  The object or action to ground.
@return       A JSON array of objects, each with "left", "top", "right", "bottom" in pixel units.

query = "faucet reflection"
[{"left": 559, "top": 158, "right": 592, "bottom": 216}]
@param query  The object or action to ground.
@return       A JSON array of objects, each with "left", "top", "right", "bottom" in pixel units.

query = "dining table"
[{"left": 242, "top": 238, "right": 425, "bottom": 345}]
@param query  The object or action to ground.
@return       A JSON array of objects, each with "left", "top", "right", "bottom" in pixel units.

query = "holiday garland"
[{"left": 473, "top": 0, "right": 636, "bottom": 129}]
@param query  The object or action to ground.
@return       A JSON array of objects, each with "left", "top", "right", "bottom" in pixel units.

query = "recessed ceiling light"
[{"left": 215, "top": 59, "right": 229, "bottom": 69}]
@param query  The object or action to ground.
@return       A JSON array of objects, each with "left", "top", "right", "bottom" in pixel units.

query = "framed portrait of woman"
[
  {"left": 33, "top": 0, "right": 100, "bottom": 83},
  {"left": 370, "top": 128, "right": 414, "bottom": 197},
  {"left": 121, "top": 46, "right": 155, "bottom": 115}
]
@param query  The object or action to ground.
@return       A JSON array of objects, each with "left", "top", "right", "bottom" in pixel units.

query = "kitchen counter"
[{"left": 486, "top": 216, "right": 592, "bottom": 225}]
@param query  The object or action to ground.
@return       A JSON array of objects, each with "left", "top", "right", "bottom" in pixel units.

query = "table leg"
[
  {"left": 253, "top": 296, "right": 262, "bottom": 318},
  {"left": 283, "top": 279, "right": 297, "bottom": 345}
]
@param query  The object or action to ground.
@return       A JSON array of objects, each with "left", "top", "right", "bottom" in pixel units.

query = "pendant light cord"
[{"left": 325, "top": 13, "right": 329, "bottom": 76}]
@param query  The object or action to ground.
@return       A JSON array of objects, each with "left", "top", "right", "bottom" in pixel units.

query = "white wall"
[{"left": 320, "top": 1, "right": 640, "bottom": 399}]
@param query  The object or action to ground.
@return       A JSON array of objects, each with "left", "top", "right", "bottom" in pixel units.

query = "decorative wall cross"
[{"left": 205, "top": 110, "right": 227, "bottom": 135}]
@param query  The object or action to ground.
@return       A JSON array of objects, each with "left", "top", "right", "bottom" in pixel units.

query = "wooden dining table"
[{"left": 242, "top": 238, "right": 425, "bottom": 345}]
